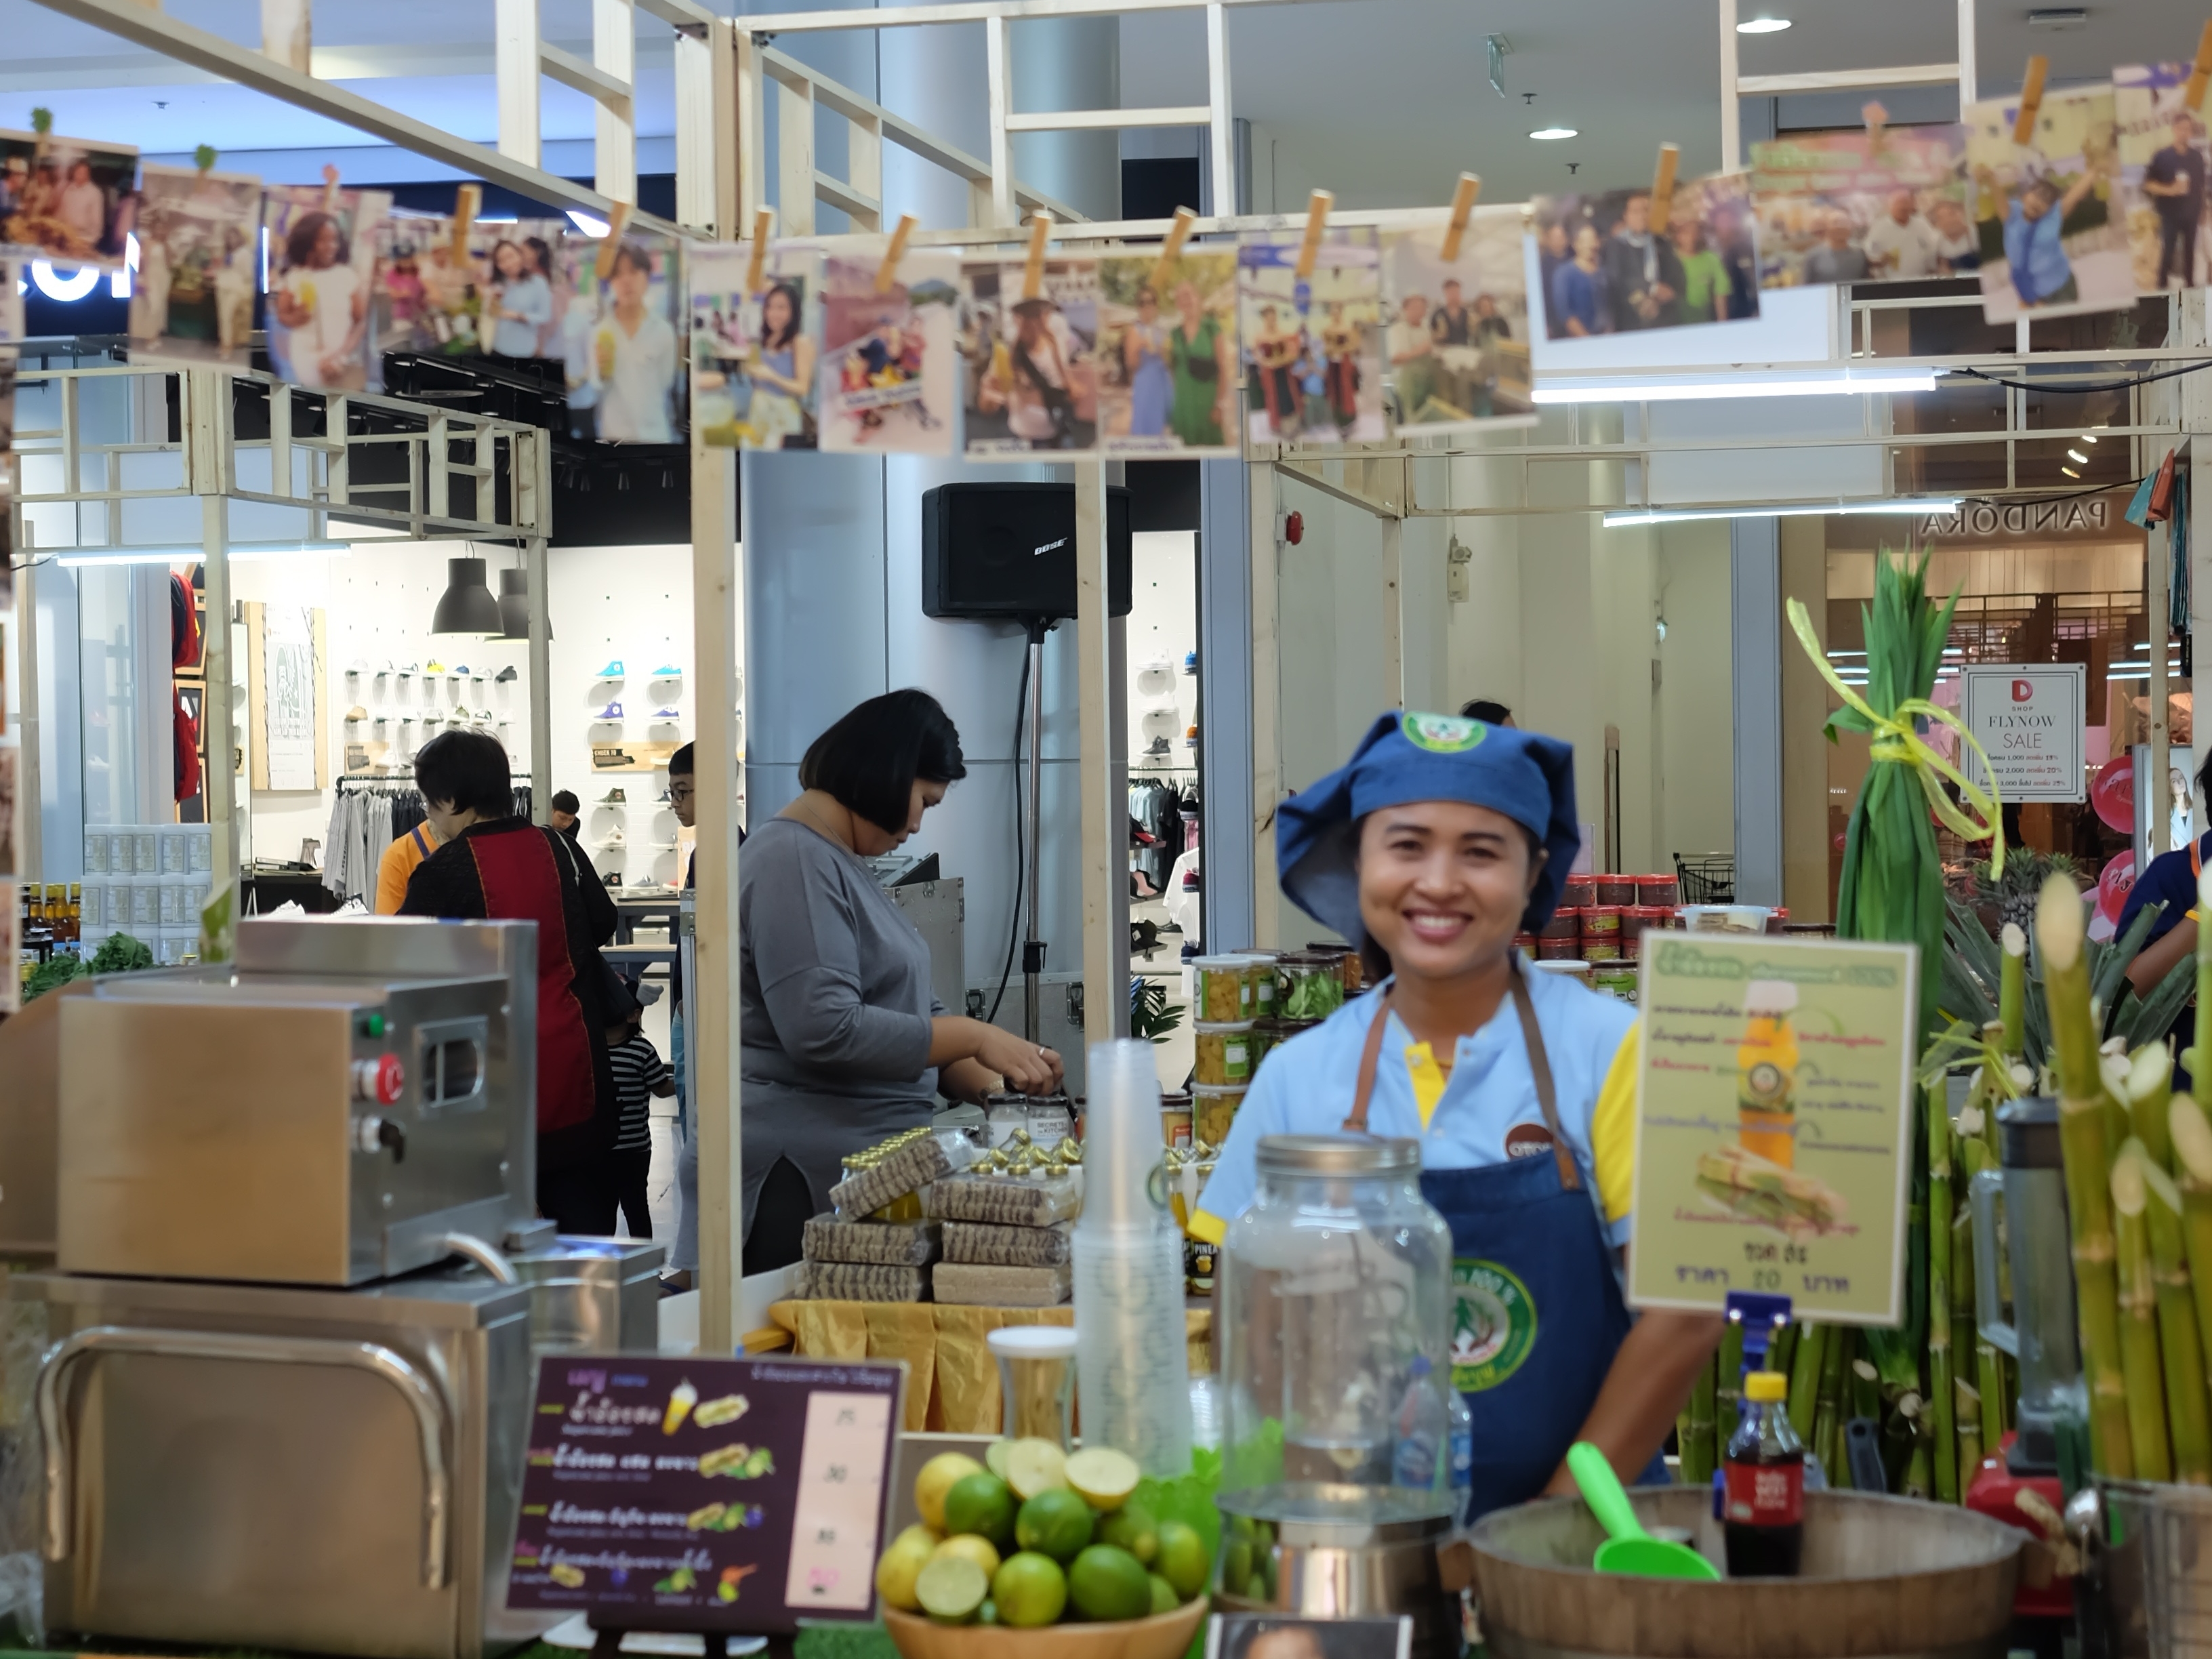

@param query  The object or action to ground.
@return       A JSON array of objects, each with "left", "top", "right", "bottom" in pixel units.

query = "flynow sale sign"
[{"left": 1961, "top": 663, "right": 2087, "bottom": 803}]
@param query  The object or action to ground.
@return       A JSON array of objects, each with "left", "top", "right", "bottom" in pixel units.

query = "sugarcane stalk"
[
  {"left": 1768, "top": 1321, "right": 1795, "bottom": 1377},
  {"left": 1679, "top": 1354, "right": 1719, "bottom": 1486},
  {"left": 2000, "top": 920, "right": 2026, "bottom": 1061},
  {"left": 1927, "top": 1080, "right": 1959, "bottom": 1503},
  {"left": 2141, "top": 1152, "right": 2212, "bottom": 1484},
  {"left": 2040, "top": 874, "right": 2136, "bottom": 1478},
  {"left": 2103, "top": 1050, "right": 2137, "bottom": 1162},
  {"left": 2129, "top": 1044, "right": 2176, "bottom": 1175},
  {"left": 1881, "top": 1391, "right": 1921, "bottom": 1491},
  {"left": 1717, "top": 1317, "right": 1746, "bottom": 1447},
  {"left": 2111, "top": 1141, "right": 2175, "bottom": 1482},
  {"left": 1813, "top": 1320, "right": 1850, "bottom": 1486},
  {"left": 1903, "top": 1429, "right": 1933, "bottom": 1498},
  {"left": 1851, "top": 1355, "right": 1881, "bottom": 1423},
  {"left": 1956, "top": 1376, "right": 1984, "bottom": 1493},
  {"left": 1788, "top": 1322, "right": 1826, "bottom": 1446}
]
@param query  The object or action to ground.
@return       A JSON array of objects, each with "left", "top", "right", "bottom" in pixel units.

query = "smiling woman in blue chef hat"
[{"left": 1189, "top": 710, "right": 1723, "bottom": 1521}]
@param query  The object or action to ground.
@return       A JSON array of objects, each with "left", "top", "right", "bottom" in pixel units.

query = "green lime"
[
  {"left": 1221, "top": 1539, "right": 1252, "bottom": 1593},
  {"left": 985, "top": 1439, "right": 1015, "bottom": 1481},
  {"left": 1067, "top": 1544, "right": 1152, "bottom": 1622},
  {"left": 1155, "top": 1519, "right": 1210, "bottom": 1599},
  {"left": 943, "top": 1472, "right": 1016, "bottom": 1548},
  {"left": 978, "top": 1600, "right": 1000, "bottom": 1626},
  {"left": 991, "top": 1551, "right": 1069, "bottom": 1629},
  {"left": 1016, "top": 1487, "right": 1098, "bottom": 1563},
  {"left": 1242, "top": 1570, "right": 1267, "bottom": 1602},
  {"left": 1148, "top": 1573, "right": 1179, "bottom": 1616},
  {"left": 1097, "top": 1501, "right": 1159, "bottom": 1565},
  {"left": 916, "top": 1555, "right": 988, "bottom": 1624}
]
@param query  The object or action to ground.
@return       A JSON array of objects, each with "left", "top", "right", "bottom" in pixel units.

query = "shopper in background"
[
  {"left": 666, "top": 741, "right": 700, "bottom": 1290},
  {"left": 1189, "top": 710, "right": 1721, "bottom": 1515},
  {"left": 1547, "top": 225, "right": 1608, "bottom": 339},
  {"left": 1801, "top": 207, "right": 1870, "bottom": 285},
  {"left": 1862, "top": 188, "right": 1938, "bottom": 279},
  {"left": 605, "top": 975, "right": 674, "bottom": 1239},
  {"left": 741, "top": 689, "right": 1063, "bottom": 1269},
  {"left": 549, "top": 790, "right": 581, "bottom": 841},
  {"left": 373, "top": 818, "right": 441, "bottom": 915},
  {"left": 400, "top": 729, "right": 622, "bottom": 1231},
  {"left": 1459, "top": 699, "right": 1515, "bottom": 728}
]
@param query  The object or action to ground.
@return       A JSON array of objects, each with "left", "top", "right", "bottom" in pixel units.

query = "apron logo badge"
[
  {"left": 1451, "top": 1258, "right": 1537, "bottom": 1393},
  {"left": 1503, "top": 1122, "right": 1557, "bottom": 1160},
  {"left": 1400, "top": 712, "right": 1488, "bottom": 754}
]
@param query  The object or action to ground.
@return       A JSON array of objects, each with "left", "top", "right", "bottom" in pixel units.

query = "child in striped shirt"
[{"left": 605, "top": 983, "right": 674, "bottom": 1239}]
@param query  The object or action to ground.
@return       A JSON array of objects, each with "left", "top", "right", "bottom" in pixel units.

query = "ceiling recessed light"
[
  {"left": 1736, "top": 16, "right": 1792, "bottom": 30},
  {"left": 1530, "top": 126, "right": 1578, "bottom": 141},
  {"left": 2067, "top": 448, "right": 2089, "bottom": 464}
]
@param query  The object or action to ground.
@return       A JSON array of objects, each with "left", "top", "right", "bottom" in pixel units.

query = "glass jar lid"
[{"left": 1256, "top": 1134, "right": 1421, "bottom": 1176}]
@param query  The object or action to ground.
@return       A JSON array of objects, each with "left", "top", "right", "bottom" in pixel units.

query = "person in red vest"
[{"left": 401, "top": 729, "right": 622, "bottom": 1231}]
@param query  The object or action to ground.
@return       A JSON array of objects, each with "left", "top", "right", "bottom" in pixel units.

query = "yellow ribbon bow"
[{"left": 1786, "top": 597, "right": 2005, "bottom": 878}]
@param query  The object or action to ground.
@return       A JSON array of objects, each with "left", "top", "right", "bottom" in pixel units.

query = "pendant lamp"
[
  {"left": 499, "top": 568, "right": 550, "bottom": 639},
  {"left": 430, "top": 555, "right": 505, "bottom": 635}
]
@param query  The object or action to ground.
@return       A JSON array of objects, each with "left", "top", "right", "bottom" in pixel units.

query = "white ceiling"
[{"left": 0, "top": 0, "right": 2205, "bottom": 199}]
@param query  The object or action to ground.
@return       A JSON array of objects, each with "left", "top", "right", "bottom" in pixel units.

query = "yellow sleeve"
[
  {"left": 373, "top": 838, "right": 413, "bottom": 916},
  {"left": 1591, "top": 1020, "right": 1639, "bottom": 1225}
]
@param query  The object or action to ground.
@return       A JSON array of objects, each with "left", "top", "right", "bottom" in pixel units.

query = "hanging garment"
[{"left": 173, "top": 692, "right": 202, "bottom": 802}]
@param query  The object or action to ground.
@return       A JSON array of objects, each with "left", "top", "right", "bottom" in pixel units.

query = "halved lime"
[
  {"left": 1065, "top": 1447, "right": 1141, "bottom": 1512},
  {"left": 1006, "top": 1437, "right": 1069, "bottom": 1500},
  {"left": 916, "top": 1555, "right": 989, "bottom": 1624}
]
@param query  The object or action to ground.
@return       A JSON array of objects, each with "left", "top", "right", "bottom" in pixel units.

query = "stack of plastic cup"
[{"left": 1072, "top": 1039, "right": 1193, "bottom": 1477}]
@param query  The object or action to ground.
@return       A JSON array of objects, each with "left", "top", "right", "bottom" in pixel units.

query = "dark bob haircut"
[
  {"left": 800, "top": 689, "right": 966, "bottom": 834},
  {"left": 668, "top": 742, "right": 695, "bottom": 777},
  {"left": 415, "top": 729, "right": 512, "bottom": 819}
]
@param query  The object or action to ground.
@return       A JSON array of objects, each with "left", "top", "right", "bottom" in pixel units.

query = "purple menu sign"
[{"left": 506, "top": 1353, "right": 906, "bottom": 1633}]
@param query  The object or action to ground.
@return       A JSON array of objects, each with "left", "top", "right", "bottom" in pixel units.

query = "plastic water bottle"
[
  {"left": 1447, "top": 1387, "right": 1474, "bottom": 1527},
  {"left": 1392, "top": 1356, "right": 1449, "bottom": 1492},
  {"left": 1071, "top": 1041, "right": 1193, "bottom": 1477}
]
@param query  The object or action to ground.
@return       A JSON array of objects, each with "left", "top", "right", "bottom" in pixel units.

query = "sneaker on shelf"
[
  {"left": 346, "top": 659, "right": 369, "bottom": 676},
  {"left": 423, "top": 709, "right": 445, "bottom": 726},
  {"left": 651, "top": 705, "right": 682, "bottom": 719},
  {"left": 596, "top": 659, "right": 626, "bottom": 679},
  {"left": 375, "top": 659, "right": 395, "bottom": 674},
  {"left": 649, "top": 839, "right": 678, "bottom": 850},
  {"left": 596, "top": 701, "right": 625, "bottom": 721},
  {"left": 1144, "top": 735, "right": 1170, "bottom": 756},
  {"left": 373, "top": 714, "right": 392, "bottom": 730},
  {"left": 598, "top": 829, "right": 628, "bottom": 848},
  {"left": 453, "top": 703, "right": 473, "bottom": 721},
  {"left": 425, "top": 659, "right": 448, "bottom": 674},
  {"left": 395, "top": 662, "right": 418, "bottom": 677},
  {"left": 344, "top": 705, "right": 369, "bottom": 721},
  {"left": 600, "top": 787, "right": 628, "bottom": 804},
  {"left": 495, "top": 665, "right": 518, "bottom": 683},
  {"left": 400, "top": 713, "right": 418, "bottom": 726},
  {"left": 651, "top": 664, "right": 683, "bottom": 679},
  {"left": 1182, "top": 650, "right": 1197, "bottom": 675},
  {"left": 451, "top": 664, "right": 470, "bottom": 678}
]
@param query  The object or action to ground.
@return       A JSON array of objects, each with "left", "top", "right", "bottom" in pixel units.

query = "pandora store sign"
[{"left": 1913, "top": 497, "right": 2114, "bottom": 541}]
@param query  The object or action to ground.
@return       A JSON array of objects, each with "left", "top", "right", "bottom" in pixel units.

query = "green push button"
[{"left": 357, "top": 1010, "right": 386, "bottom": 1039}]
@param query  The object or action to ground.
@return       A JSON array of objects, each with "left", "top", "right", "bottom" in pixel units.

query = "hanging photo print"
[
  {"left": 691, "top": 240, "right": 821, "bottom": 450},
  {"left": 375, "top": 214, "right": 477, "bottom": 354},
  {"left": 128, "top": 163, "right": 263, "bottom": 369},
  {"left": 565, "top": 231, "right": 684, "bottom": 443},
  {"left": 264, "top": 182, "right": 393, "bottom": 392},
  {"left": 1532, "top": 176, "right": 1759, "bottom": 339},
  {"left": 0, "top": 251, "right": 25, "bottom": 345},
  {"left": 0, "top": 125, "right": 136, "bottom": 266},
  {"left": 2115, "top": 64, "right": 2211, "bottom": 293},
  {"left": 1380, "top": 210, "right": 1532, "bottom": 432},
  {"left": 817, "top": 245, "right": 958, "bottom": 455},
  {"left": 1094, "top": 246, "right": 1237, "bottom": 455},
  {"left": 1237, "top": 228, "right": 1385, "bottom": 446},
  {"left": 1750, "top": 121, "right": 1975, "bottom": 285},
  {"left": 1963, "top": 84, "right": 2127, "bottom": 323},
  {"left": 961, "top": 253, "right": 1102, "bottom": 455}
]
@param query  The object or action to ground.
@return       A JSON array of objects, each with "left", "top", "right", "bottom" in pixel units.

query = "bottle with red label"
[{"left": 1723, "top": 1370, "right": 1804, "bottom": 1577}]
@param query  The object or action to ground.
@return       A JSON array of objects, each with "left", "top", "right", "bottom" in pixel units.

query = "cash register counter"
[{"left": 759, "top": 1300, "right": 1212, "bottom": 1434}]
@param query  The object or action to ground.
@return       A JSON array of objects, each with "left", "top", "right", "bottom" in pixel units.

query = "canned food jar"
[
  {"left": 1536, "top": 937, "right": 1580, "bottom": 960},
  {"left": 1514, "top": 932, "right": 1537, "bottom": 953},
  {"left": 1238, "top": 953, "right": 1281, "bottom": 1017},
  {"left": 1592, "top": 968, "right": 1638, "bottom": 1001},
  {"left": 1636, "top": 873, "right": 1680, "bottom": 907},
  {"left": 1563, "top": 876, "right": 1598, "bottom": 909},
  {"left": 1580, "top": 939, "right": 1621, "bottom": 962},
  {"left": 1539, "top": 906, "right": 1582, "bottom": 940},
  {"left": 1595, "top": 876, "right": 1637, "bottom": 907},
  {"left": 1340, "top": 949, "right": 1366, "bottom": 993},
  {"left": 1193, "top": 955, "right": 1254, "bottom": 1022},
  {"left": 1193, "top": 1082, "right": 1247, "bottom": 1147},
  {"left": 1195, "top": 1021, "right": 1258, "bottom": 1085},
  {"left": 1161, "top": 1100, "right": 1193, "bottom": 1148},
  {"left": 1582, "top": 906, "right": 1622, "bottom": 937},
  {"left": 1279, "top": 951, "right": 1347, "bottom": 1021}
]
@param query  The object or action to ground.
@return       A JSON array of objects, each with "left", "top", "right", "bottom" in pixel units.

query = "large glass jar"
[{"left": 1218, "top": 1134, "right": 1454, "bottom": 1512}]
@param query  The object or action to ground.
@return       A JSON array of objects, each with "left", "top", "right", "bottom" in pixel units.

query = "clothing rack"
[{"left": 321, "top": 780, "right": 535, "bottom": 903}]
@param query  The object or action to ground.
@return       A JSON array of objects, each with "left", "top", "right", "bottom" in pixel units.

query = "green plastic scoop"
[{"left": 1566, "top": 1441, "right": 1721, "bottom": 1580}]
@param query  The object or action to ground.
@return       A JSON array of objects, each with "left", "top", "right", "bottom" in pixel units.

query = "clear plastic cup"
[{"left": 988, "top": 1324, "right": 1079, "bottom": 1448}]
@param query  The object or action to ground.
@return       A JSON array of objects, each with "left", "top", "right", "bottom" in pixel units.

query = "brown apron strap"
[
  {"left": 1343, "top": 985, "right": 1393, "bottom": 1134},
  {"left": 1507, "top": 960, "right": 1580, "bottom": 1192}
]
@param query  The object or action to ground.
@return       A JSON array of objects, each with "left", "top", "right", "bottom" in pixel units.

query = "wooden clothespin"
[
  {"left": 593, "top": 201, "right": 633, "bottom": 281},
  {"left": 2013, "top": 55, "right": 2049, "bottom": 146},
  {"left": 745, "top": 206, "right": 773, "bottom": 293},
  {"left": 1294, "top": 188, "right": 1334, "bottom": 281},
  {"left": 874, "top": 212, "right": 918, "bottom": 295},
  {"left": 2186, "top": 20, "right": 2212, "bottom": 110},
  {"left": 1439, "top": 173, "right": 1481, "bottom": 262},
  {"left": 1649, "top": 144, "right": 1680, "bottom": 235},
  {"left": 451, "top": 184, "right": 480, "bottom": 263},
  {"left": 1862, "top": 100, "right": 1889, "bottom": 152},
  {"left": 1021, "top": 210, "right": 1053, "bottom": 301},
  {"left": 193, "top": 143, "right": 218, "bottom": 180},
  {"left": 321, "top": 163, "right": 342, "bottom": 211},
  {"left": 1149, "top": 205, "right": 1198, "bottom": 292}
]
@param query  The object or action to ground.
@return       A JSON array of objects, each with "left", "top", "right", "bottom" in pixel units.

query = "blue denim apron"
[{"left": 1342, "top": 964, "right": 1660, "bottom": 1521}]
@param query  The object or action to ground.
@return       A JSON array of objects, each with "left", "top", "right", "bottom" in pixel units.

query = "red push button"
[{"left": 353, "top": 1054, "right": 405, "bottom": 1105}]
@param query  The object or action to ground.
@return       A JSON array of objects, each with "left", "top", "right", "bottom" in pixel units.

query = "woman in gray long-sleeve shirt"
[{"left": 739, "top": 689, "right": 1065, "bottom": 1268}]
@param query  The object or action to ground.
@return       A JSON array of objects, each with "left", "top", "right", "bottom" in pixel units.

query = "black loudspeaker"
[{"left": 921, "top": 483, "right": 1134, "bottom": 621}]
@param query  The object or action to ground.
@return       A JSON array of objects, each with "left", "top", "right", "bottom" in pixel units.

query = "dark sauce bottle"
[{"left": 1723, "top": 1369, "right": 1805, "bottom": 1577}]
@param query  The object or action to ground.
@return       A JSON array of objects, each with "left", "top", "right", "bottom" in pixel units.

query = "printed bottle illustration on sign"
[{"left": 1736, "top": 979, "right": 1800, "bottom": 1166}]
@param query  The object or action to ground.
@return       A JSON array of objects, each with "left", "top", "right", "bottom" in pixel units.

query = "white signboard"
[{"left": 1961, "top": 663, "right": 2087, "bottom": 803}]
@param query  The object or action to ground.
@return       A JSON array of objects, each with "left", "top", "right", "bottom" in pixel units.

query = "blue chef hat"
[{"left": 1277, "top": 711, "right": 1582, "bottom": 946}]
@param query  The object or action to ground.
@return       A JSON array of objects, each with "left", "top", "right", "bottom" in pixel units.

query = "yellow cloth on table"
[{"left": 770, "top": 1300, "right": 1213, "bottom": 1434}]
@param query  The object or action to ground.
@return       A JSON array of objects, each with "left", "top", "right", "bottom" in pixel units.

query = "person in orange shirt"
[{"left": 375, "top": 819, "right": 442, "bottom": 914}]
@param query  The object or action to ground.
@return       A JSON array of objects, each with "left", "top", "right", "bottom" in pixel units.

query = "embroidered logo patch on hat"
[{"left": 1401, "top": 712, "right": 1488, "bottom": 753}]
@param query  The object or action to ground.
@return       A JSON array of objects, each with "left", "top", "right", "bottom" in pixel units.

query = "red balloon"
[
  {"left": 2092, "top": 755, "right": 2135, "bottom": 833},
  {"left": 2095, "top": 851, "right": 2137, "bottom": 927}
]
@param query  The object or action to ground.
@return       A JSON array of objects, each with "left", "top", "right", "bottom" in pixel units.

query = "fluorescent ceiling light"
[
  {"left": 1536, "top": 369, "right": 1938, "bottom": 403},
  {"left": 1736, "top": 15, "right": 1792, "bottom": 30},
  {"left": 56, "top": 540, "right": 350, "bottom": 567},
  {"left": 1603, "top": 497, "right": 1959, "bottom": 527},
  {"left": 1530, "top": 127, "right": 1578, "bottom": 141},
  {"left": 2062, "top": 466, "right": 2081, "bottom": 478},
  {"left": 567, "top": 209, "right": 610, "bottom": 237}
]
